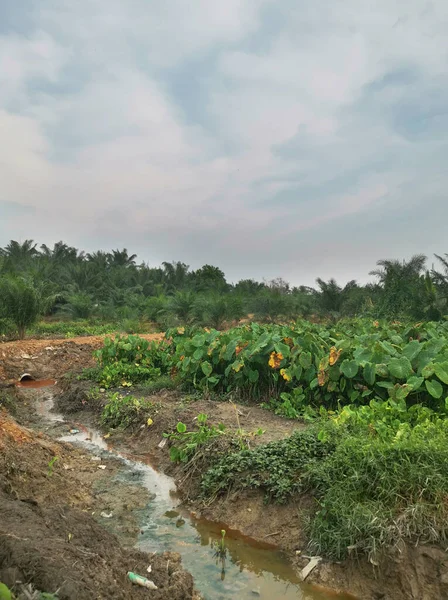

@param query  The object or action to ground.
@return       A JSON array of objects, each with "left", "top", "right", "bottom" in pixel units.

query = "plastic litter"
[
  {"left": 127, "top": 572, "right": 158, "bottom": 590},
  {"left": 69, "top": 428, "right": 80, "bottom": 434},
  {"left": 300, "top": 556, "right": 321, "bottom": 581}
]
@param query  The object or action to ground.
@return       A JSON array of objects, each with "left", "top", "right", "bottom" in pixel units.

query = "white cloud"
[{"left": 1, "top": 0, "right": 448, "bottom": 284}]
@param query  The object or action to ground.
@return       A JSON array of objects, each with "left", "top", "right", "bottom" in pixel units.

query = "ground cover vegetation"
[
  {"left": 3, "top": 239, "right": 448, "bottom": 567},
  {"left": 80, "top": 317, "right": 448, "bottom": 564},
  {"left": 1, "top": 240, "right": 448, "bottom": 339}
]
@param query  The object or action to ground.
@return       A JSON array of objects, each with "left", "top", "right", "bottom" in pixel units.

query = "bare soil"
[
  {"left": 2, "top": 336, "right": 448, "bottom": 600},
  {"left": 0, "top": 407, "right": 197, "bottom": 599}
]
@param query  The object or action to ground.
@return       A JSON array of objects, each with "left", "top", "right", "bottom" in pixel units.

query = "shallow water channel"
[{"left": 22, "top": 381, "right": 354, "bottom": 600}]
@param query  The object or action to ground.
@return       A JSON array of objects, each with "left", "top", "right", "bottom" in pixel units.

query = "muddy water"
[{"left": 23, "top": 383, "right": 354, "bottom": 600}]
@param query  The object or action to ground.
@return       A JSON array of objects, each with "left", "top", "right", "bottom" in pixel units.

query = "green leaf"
[
  {"left": 201, "top": 361, "right": 213, "bottom": 377},
  {"left": 192, "top": 334, "right": 206, "bottom": 347},
  {"left": 248, "top": 369, "right": 259, "bottom": 383},
  {"left": 422, "top": 363, "right": 435, "bottom": 379},
  {"left": 292, "top": 364, "right": 303, "bottom": 380},
  {"left": 407, "top": 376, "right": 424, "bottom": 391},
  {"left": 299, "top": 352, "right": 312, "bottom": 369},
  {"left": 274, "top": 342, "right": 291, "bottom": 357},
  {"left": 350, "top": 390, "right": 360, "bottom": 402},
  {"left": 0, "top": 583, "right": 12, "bottom": 600},
  {"left": 340, "top": 360, "right": 358, "bottom": 379},
  {"left": 193, "top": 348, "right": 204, "bottom": 360},
  {"left": 176, "top": 422, "right": 187, "bottom": 433},
  {"left": 375, "top": 364, "right": 389, "bottom": 378},
  {"left": 224, "top": 340, "right": 238, "bottom": 361},
  {"left": 434, "top": 362, "right": 448, "bottom": 385},
  {"left": 376, "top": 381, "right": 394, "bottom": 389},
  {"left": 353, "top": 347, "right": 373, "bottom": 365},
  {"left": 425, "top": 379, "right": 443, "bottom": 399},
  {"left": 363, "top": 363, "right": 376, "bottom": 386},
  {"left": 389, "top": 384, "right": 413, "bottom": 401},
  {"left": 362, "top": 389, "right": 373, "bottom": 397},
  {"left": 388, "top": 357, "right": 413, "bottom": 380},
  {"left": 402, "top": 340, "right": 422, "bottom": 362},
  {"left": 310, "top": 377, "right": 319, "bottom": 389},
  {"left": 208, "top": 376, "right": 220, "bottom": 385}
]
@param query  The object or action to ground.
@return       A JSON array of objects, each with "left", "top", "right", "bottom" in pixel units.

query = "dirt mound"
[
  {"left": 0, "top": 493, "right": 194, "bottom": 600},
  {"left": 0, "top": 333, "right": 164, "bottom": 382},
  {"left": 0, "top": 409, "right": 197, "bottom": 600}
]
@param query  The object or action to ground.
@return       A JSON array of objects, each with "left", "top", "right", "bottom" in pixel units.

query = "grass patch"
[
  {"left": 136, "top": 375, "right": 178, "bottom": 394},
  {"left": 0, "top": 390, "right": 17, "bottom": 415},
  {"left": 201, "top": 406, "right": 448, "bottom": 561}
]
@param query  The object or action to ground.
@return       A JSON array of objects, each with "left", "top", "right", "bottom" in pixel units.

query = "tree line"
[{"left": 0, "top": 240, "right": 447, "bottom": 338}]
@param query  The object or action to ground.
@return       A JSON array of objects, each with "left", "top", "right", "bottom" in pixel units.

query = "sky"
[{"left": 1, "top": 1, "right": 447, "bottom": 286}]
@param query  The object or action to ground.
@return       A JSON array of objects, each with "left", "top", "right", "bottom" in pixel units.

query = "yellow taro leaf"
[
  {"left": 147, "top": 418, "right": 153, "bottom": 427},
  {"left": 329, "top": 347, "right": 342, "bottom": 366},
  {"left": 280, "top": 368, "right": 292, "bottom": 382},
  {"left": 318, "top": 369, "right": 329, "bottom": 387}
]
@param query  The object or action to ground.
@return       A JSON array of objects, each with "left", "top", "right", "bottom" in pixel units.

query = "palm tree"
[
  {"left": 109, "top": 248, "right": 137, "bottom": 268},
  {"left": 162, "top": 261, "right": 190, "bottom": 292},
  {"left": 1, "top": 240, "right": 38, "bottom": 272},
  {"left": 432, "top": 254, "right": 448, "bottom": 296},
  {"left": 316, "top": 278, "right": 344, "bottom": 314},
  {"left": 369, "top": 255, "right": 427, "bottom": 318},
  {"left": 0, "top": 276, "right": 55, "bottom": 339},
  {"left": 165, "top": 291, "right": 197, "bottom": 324}
]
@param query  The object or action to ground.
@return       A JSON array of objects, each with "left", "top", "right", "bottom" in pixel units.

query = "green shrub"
[
  {"left": 164, "top": 413, "right": 226, "bottom": 462},
  {"left": 201, "top": 405, "right": 448, "bottom": 561},
  {"left": 101, "top": 392, "right": 154, "bottom": 428},
  {"left": 201, "top": 428, "right": 334, "bottom": 502},
  {"left": 306, "top": 419, "right": 448, "bottom": 560},
  {"left": 97, "top": 363, "right": 161, "bottom": 388},
  {"left": 0, "top": 277, "right": 48, "bottom": 339}
]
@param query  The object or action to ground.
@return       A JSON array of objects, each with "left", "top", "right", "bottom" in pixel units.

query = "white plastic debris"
[{"left": 300, "top": 557, "right": 322, "bottom": 581}]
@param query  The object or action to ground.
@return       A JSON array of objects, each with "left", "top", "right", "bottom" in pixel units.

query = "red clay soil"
[{"left": 0, "top": 333, "right": 164, "bottom": 381}]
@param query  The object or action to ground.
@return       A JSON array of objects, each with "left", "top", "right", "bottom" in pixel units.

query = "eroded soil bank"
[
  {"left": 2, "top": 337, "right": 448, "bottom": 600},
  {"left": 0, "top": 408, "right": 197, "bottom": 600}
]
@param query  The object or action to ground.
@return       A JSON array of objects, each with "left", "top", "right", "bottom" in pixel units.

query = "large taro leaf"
[
  {"left": 434, "top": 361, "right": 448, "bottom": 385},
  {"left": 388, "top": 357, "right": 413, "bottom": 380},
  {"left": 425, "top": 379, "right": 444, "bottom": 399},
  {"left": 340, "top": 360, "right": 359, "bottom": 379}
]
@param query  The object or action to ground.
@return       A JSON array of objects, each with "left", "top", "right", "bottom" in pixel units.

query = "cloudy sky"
[{"left": 1, "top": 1, "right": 447, "bottom": 286}]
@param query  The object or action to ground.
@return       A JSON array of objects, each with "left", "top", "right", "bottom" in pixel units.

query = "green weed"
[
  {"left": 101, "top": 392, "right": 154, "bottom": 429},
  {"left": 164, "top": 413, "right": 226, "bottom": 462},
  {"left": 201, "top": 406, "right": 448, "bottom": 562},
  {"left": 47, "top": 456, "right": 59, "bottom": 477}
]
